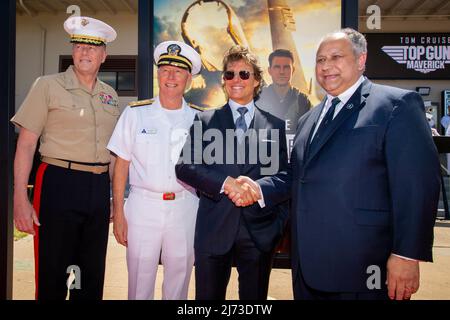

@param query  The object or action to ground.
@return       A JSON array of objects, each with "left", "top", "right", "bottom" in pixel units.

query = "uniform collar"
[
  {"left": 270, "top": 84, "right": 295, "bottom": 101},
  {"left": 63, "top": 65, "right": 105, "bottom": 95},
  {"left": 63, "top": 65, "right": 80, "bottom": 90},
  {"left": 155, "top": 96, "right": 192, "bottom": 115}
]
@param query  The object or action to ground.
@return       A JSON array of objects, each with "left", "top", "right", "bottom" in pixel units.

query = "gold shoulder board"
[
  {"left": 129, "top": 99, "right": 154, "bottom": 108},
  {"left": 188, "top": 103, "right": 210, "bottom": 112}
]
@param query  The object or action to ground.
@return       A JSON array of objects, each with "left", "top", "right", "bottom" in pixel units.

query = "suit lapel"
[
  {"left": 252, "top": 107, "right": 267, "bottom": 135},
  {"left": 241, "top": 107, "right": 267, "bottom": 174},
  {"left": 299, "top": 100, "right": 325, "bottom": 164},
  {"left": 213, "top": 104, "right": 236, "bottom": 166},
  {"left": 217, "top": 103, "right": 235, "bottom": 132},
  {"left": 304, "top": 79, "right": 372, "bottom": 167}
]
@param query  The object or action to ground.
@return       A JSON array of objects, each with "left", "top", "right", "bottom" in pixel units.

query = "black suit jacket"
[
  {"left": 175, "top": 103, "right": 288, "bottom": 254},
  {"left": 258, "top": 79, "right": 441, "bottom": 292}
]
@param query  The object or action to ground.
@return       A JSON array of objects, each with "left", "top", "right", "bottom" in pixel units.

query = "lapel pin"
[{"left": 346, "top": 103, "right": 354, "bottom": 110}]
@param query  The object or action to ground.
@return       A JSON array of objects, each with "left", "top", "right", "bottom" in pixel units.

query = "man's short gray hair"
[{"left": 322, "top": 28, "right": 368, "bottom": 57}]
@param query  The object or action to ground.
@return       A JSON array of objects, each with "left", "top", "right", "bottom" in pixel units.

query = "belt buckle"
[
  {"left": 92, "top": 166, "right": 104, "bottom": 174},
  {"left": 163, "top": 192, "right": 175, "bottom": 200}
]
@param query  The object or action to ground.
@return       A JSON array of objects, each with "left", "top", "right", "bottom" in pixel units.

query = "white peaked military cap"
[
  {"left": 154, "top": 40, "right": 202, "bottom": 75},
  {"left": 64, "top": 16, "right": 116, "bottom": 46}
]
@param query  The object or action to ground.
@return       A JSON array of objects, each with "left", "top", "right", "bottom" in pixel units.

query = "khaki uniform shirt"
[{"left": 11, "top": 65, "right": 120, "bottom": 163}]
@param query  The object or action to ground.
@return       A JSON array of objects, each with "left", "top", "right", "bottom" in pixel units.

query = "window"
[{"left": 59, "top": 55, "right": 137, "bottom": 96}]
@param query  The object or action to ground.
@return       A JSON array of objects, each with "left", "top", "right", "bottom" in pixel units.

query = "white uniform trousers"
[{"left": 124, "top": 187, "right": 199, "bottom": 300}]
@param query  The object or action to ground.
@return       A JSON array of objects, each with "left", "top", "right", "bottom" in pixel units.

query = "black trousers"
[
  {"left": 34, "top": 163, "right": 110, "bottom": 300},
  {"left": 293, "top": 262, "right": 389, "bottom": 300},
  {"left": 195, "top": 220, "right": 274, "bottom": 300}
]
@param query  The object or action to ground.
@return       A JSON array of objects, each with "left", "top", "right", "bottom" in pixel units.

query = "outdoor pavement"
[{"left": 12, "top": 220, "right": 450, "bottom": 300}]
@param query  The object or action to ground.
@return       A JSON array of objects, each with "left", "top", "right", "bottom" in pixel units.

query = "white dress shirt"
[
  {"left": 310, "top": 76, "right": 366, "bottom": 141},
  {"left": 228, "top": 98, "right": 255, "bottom": 129}
]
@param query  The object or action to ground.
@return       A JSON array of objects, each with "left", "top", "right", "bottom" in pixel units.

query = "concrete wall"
[{"left": 16, "top": 13, "right": 138, "bottom": 112}]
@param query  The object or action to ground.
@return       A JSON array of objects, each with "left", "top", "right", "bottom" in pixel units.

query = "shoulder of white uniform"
[{"left": 129, "top": 99, "right": 155, "bottom": 108}]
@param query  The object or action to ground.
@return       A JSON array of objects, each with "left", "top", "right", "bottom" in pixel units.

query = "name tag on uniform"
[{"left": 140, "top": 128, "right": 157, "bottom": 135}]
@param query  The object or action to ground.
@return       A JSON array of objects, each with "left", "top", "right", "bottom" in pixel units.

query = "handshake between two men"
[{"left": 223, "top": 176, "right": 262, "bottom": 207}]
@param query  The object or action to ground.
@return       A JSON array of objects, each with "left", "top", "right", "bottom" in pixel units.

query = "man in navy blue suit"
[
  {"left": 229, "top": 28, "right": 440, "bottom": 300},
  {"left": 175, "top": 45, "right": 288, "bottom": 300}
]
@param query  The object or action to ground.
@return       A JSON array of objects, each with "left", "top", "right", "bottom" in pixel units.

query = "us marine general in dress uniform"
[{"left": 11, "top": 16, "right": 119, "bottom": 300}]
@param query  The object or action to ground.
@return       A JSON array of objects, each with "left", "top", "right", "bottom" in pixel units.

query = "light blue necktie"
[{"left": 235, "top": 107, "right": 248, "bottom": 142}]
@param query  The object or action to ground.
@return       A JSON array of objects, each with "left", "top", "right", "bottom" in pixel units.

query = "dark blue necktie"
[
  {"left": 310, "top": 97, "right": 340, "bottom": 147},
  {"left": 235, "top": 107, "right": 248, "bottom": 142}
]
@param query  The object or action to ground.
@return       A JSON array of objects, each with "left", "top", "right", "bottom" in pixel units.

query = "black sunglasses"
[{"left": 223, "top": 70, "right": 254, "bottom": 81}]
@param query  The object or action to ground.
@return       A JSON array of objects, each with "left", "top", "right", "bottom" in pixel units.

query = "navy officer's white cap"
[
  {"left": 154, "top": 40, "right": 202, "bottom": 75},
  {"left": 64, "top": 16, "right": 116, "bottom": 46}
]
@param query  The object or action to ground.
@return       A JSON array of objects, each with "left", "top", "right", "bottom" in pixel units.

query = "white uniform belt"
[{"left": 130, "top": 187, "right": 190, "bottom": 201}]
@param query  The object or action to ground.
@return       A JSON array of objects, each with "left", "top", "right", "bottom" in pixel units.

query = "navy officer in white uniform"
[{"left": 107, "top": 41, "right": 203, "bottom": 300}]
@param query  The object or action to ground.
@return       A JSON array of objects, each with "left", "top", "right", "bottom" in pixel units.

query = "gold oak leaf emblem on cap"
[{"left": 167, "top": 44, "right": 181, "bottom": 56}]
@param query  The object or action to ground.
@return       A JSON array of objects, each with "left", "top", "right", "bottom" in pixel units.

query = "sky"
[{"left": 153, "top": 0, "right": 341, "bottom": 105}]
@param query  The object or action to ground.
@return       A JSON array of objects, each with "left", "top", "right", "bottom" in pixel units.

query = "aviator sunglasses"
[{"left": 223, "top": 70, "right": 254, "bottom": 81}]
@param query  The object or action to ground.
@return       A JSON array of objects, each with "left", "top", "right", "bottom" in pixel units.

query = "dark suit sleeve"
[
  {"left": 175, "top": 115, "right": 228, "bottom": 201},
  {"left": 257, "top": 119, "right": 292, "bottom": 208},
  {"left": 385, "top": 91, "right": 440, "bottom": 261},
  {"left": 258, "top": 165, "right": 292, "bottom": 208}
]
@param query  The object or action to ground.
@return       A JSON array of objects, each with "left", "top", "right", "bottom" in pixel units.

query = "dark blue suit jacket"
[
  {"left": 258, "top": 79, "right": 440, "bottom": 292},
  {"left": 175, "top": 104, "right": 289, "bottom": 254}
]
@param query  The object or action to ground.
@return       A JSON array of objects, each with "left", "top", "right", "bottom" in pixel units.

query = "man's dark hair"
[
  {"left": 268, "top": 49, "right": 294, "bottom": 67},
  {"left": 222, "top": 45, "right": 264, "bottom": 98}
]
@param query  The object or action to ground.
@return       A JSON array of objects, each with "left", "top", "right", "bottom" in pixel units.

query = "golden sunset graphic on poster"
[{"left": 153, "top": 0, "right": 341, "bottom": 109}]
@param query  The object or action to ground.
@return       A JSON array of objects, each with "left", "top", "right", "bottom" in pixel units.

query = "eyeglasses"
[{"left": 223, "top": 70, "right": 254, "bottom": 81}]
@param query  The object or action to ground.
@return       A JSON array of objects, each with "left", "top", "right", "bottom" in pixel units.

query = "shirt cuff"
[
  {"left": 256, "top": 183, "right": 265, "bottom": 208},
  {"left": 392, "top": 254, "right": 418, "bottom": 262},
  {"left": 220, "top": 178, "right": 227, "bottom": 194}
]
